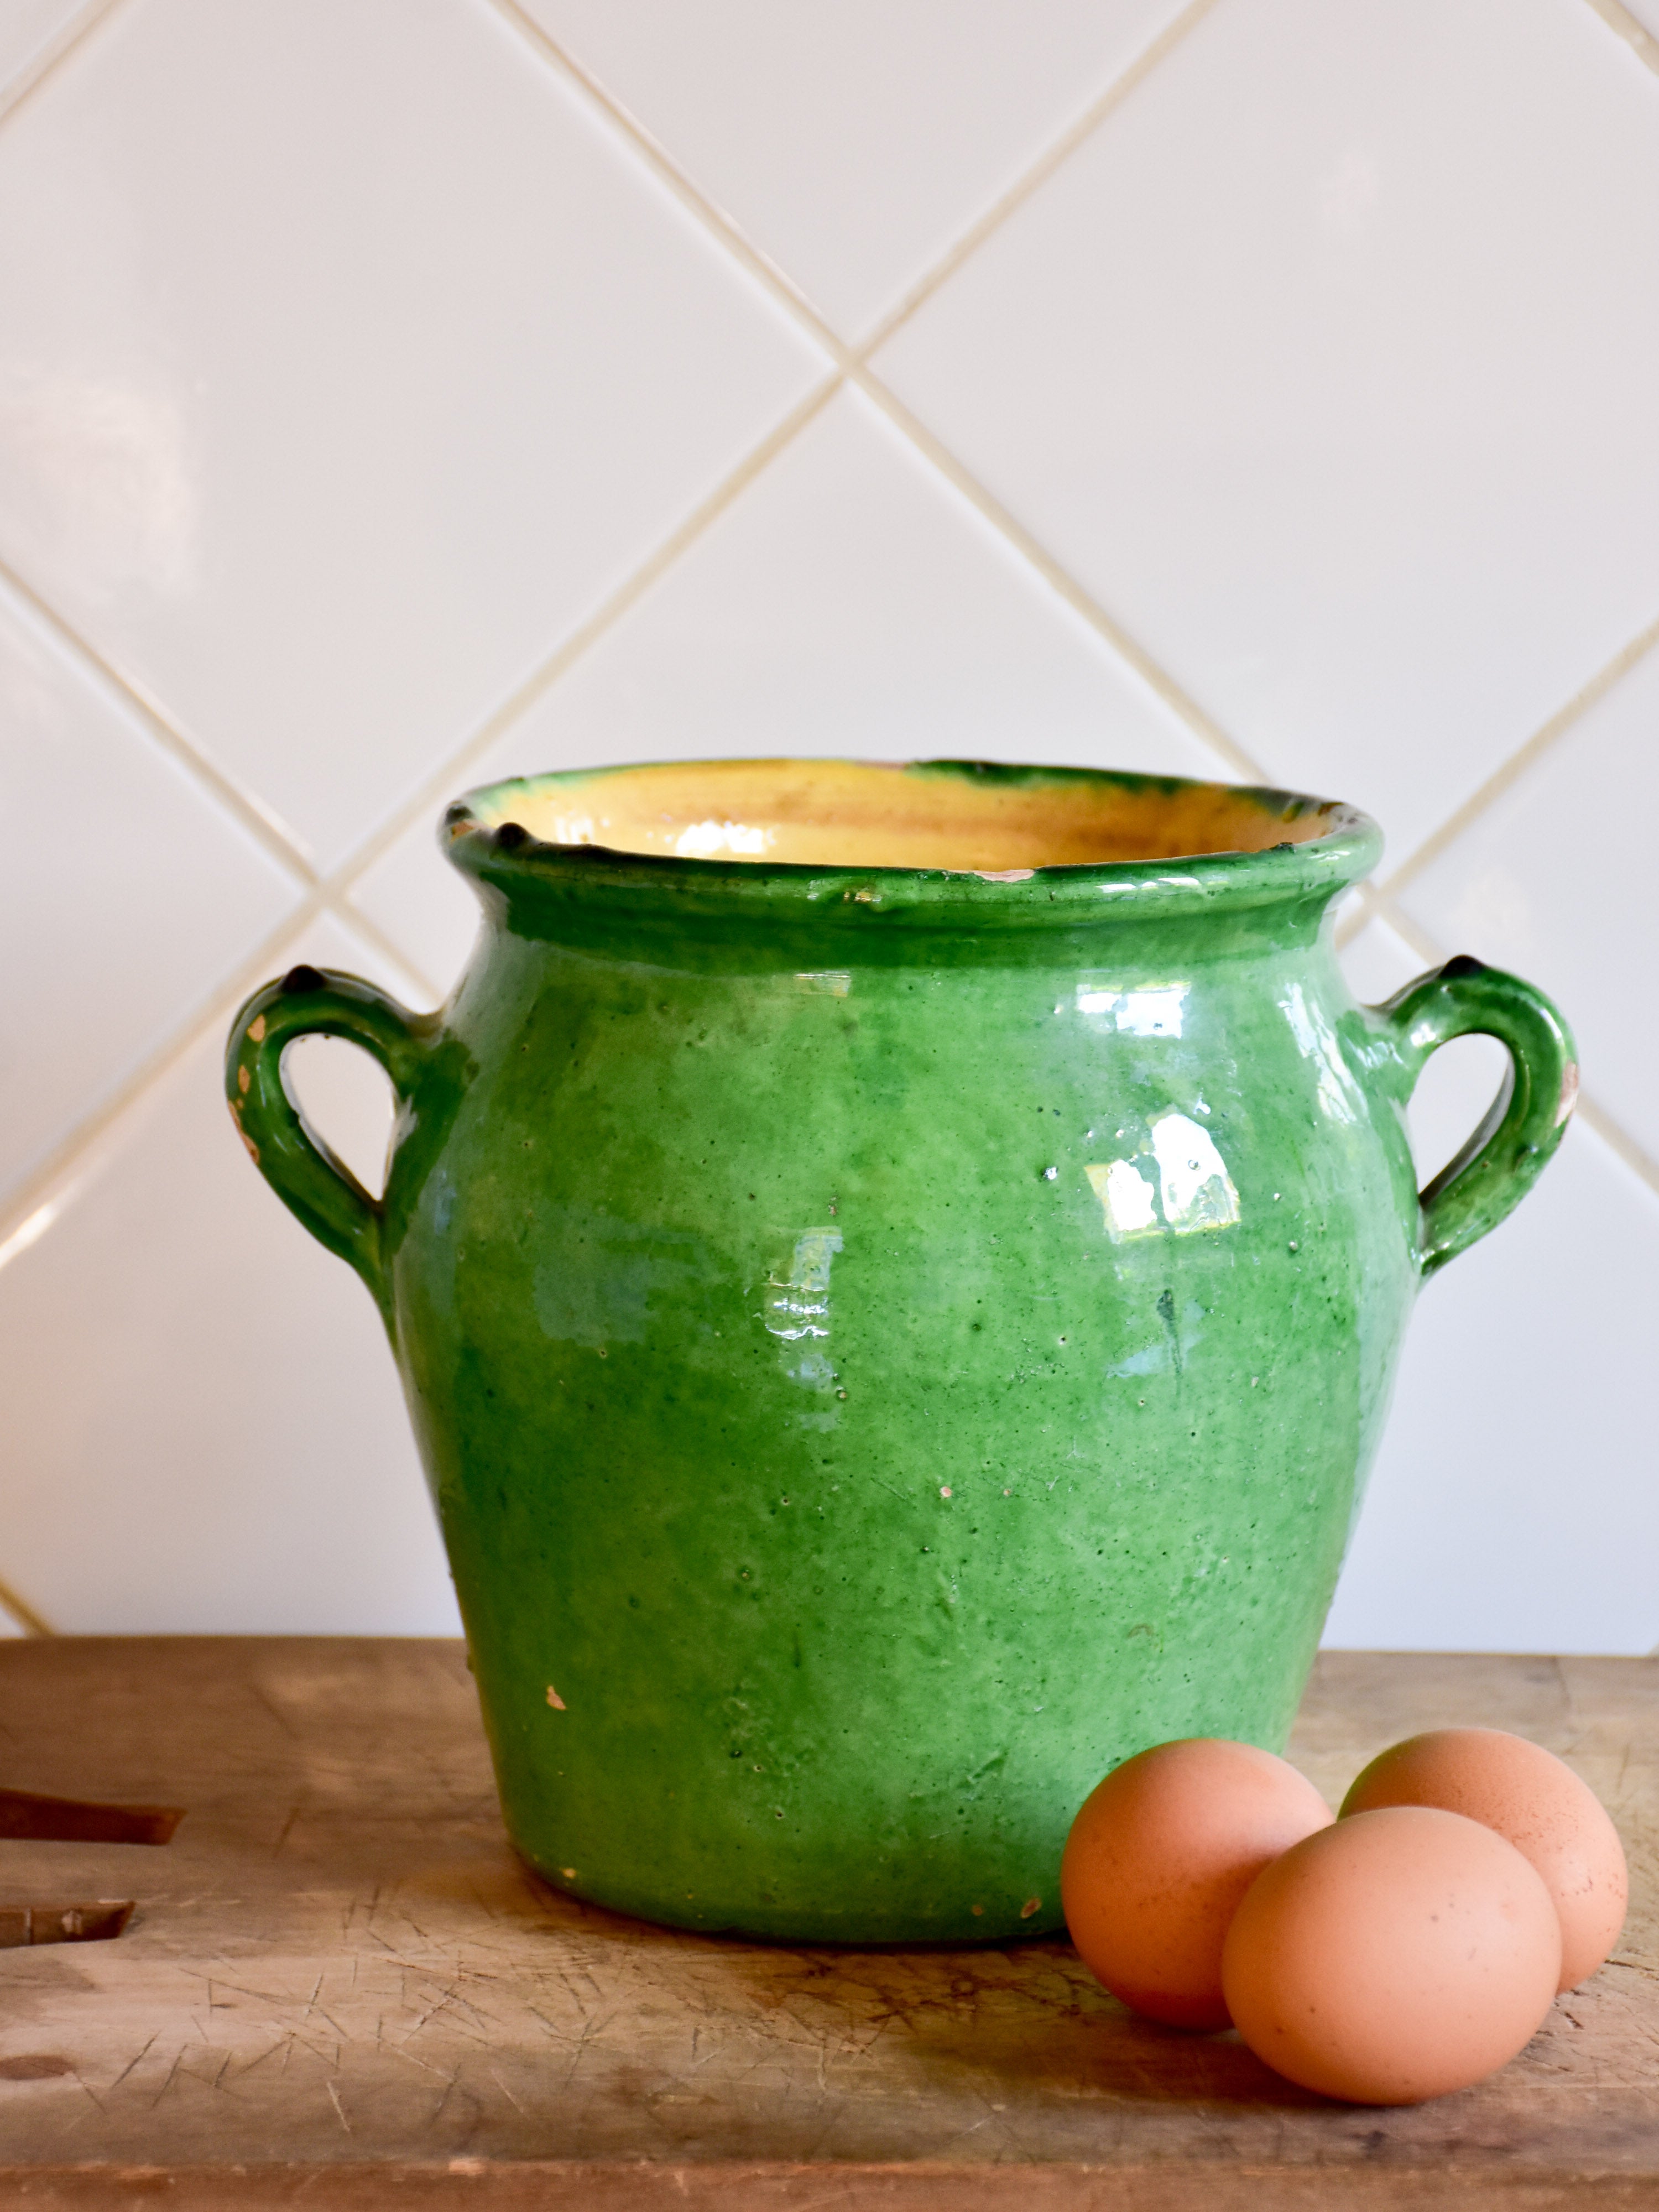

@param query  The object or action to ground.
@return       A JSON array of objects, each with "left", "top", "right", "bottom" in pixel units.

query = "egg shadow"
[
  {"left": 943, "top": 1990, "right": 1333, "bottom": 2112},
  {"left": 656, "top": 1924, "right": 1334, "bottom": 2114}
]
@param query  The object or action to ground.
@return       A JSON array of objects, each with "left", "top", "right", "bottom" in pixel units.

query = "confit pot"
[{"left": 227, "top": 758, "right": 1575, "bottom": 1943}]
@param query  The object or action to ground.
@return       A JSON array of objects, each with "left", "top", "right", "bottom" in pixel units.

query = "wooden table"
[{"left": 1, "top": 1639, "right": 1656, "bottom": 2207}]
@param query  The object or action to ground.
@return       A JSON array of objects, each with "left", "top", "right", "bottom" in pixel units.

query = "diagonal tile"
[
  {"left": 348, "top": 385, "right": 1226, "bottom": 993},
  {"left": 1395, "top": 637, "right": 1659, "bottom": 1166},
  {"left": 520, "top": 0, "right": 1193, "bottom": 340},
  {"left": 0, "top": 914, "right": 460, "bottom": 1635},
  {"left": 0, "top": 0, "right": 825, "bottom": 871},
  {"left": 0, "top": 577, "right": 299, "bottom": 1209},
  {"left": 875, "top": 0, "right": 1659, "bottom": 862},
  {"left": 1322, "top": 1116, "right": 1659, "bottom": 1653},
  {"left": 1326, "top": 916, "right": 1659, "bottom": 1653}
]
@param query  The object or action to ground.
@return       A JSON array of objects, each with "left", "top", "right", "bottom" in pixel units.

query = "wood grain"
[{"left": 1, "top": 1639, "right": 1655, "bottom": 2205}]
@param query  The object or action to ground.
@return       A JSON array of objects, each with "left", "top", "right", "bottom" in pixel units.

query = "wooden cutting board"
[{"left": 1, "top": 1636, "right": 1655, "bottom": 2206}]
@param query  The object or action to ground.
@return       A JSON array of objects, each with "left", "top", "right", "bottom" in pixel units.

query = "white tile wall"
[
  {"left": 873, "top": 0, "right": 1659, "bottom": 857},
  {"left": 2, "top": 0, "right": 1656, "bottom": 1652},
  {"left": 0, "top": 0, "right": 822, "bottom": 869},
  {"left": 513, "top": 0, "right": 1193, "bottom": 337},
  {"left": 0, "top": 916, "right": 451, "bottom": 1636},
  {"left": 351, "top": 386, "right": 1222, "bottom": 989},
  {"left": 0, "top": 576, "right": 296, "bottom": 1202}
]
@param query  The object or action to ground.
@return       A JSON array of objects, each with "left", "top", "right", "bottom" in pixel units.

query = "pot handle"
[
  {"left": 225, "top": 963, "right": 430, "bottom": 1321},
  {"left": 1377, "top": 954, "right": 1577, "bottom": 1280}
]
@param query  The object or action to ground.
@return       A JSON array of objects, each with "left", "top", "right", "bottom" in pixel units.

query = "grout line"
[
  {"left": 1333, "top": 882, "right": 1379, "bottom": 951},
  {"left": 0, "top": 378, "right": 842, "bottom": 1265},
  {"left": 1366, "top": 889, "right": 1659, "bottom": 1206},
  {"left": 0, "top": 1573, "right": 54, "bottom": 1638},
  {"left": 0, "top": 885, "right": 442, "bottom": 1264},
  {"left": 1578, "top": 0, "right": 1659, "bottom": 76},
  {"left": 852, "top": 366, "right": 1267, "bottom": 783},
  {"left": 1379, "top": 608, "right": 1659, "bottom": 905},
  {"left": 1574, "top": 1094, "right": 1659, "bottom": 1195},
  {"left": 0, "top": 556, "right": 320, "bottom": 889},
  {"left": 857, "top": 0, "right": 1226, "bottom": 357},
  {"left": 484, "top": 0, "right": 850, "bottom": 367},
  {"left": 0, "top": 0, "right": 126, "bottom": 132},
  {"left": 479, "top": 0, "right": 1659, "bottom": 874},
  {"left": 322, "top": 374, "right": 844, "bottom": 908},
  {"left": 0, "top": 896, "right": 325, "bottom": 1261},
  {"left": 321, "top": 895, "right": 441, "bottom": 1010},
  {"left": 2, "top": 0, "right": 1651, "bottom": 1546},
  {"left": 0, "top": 0, "right": 1260, "bottom": 1259},
  {"left": 13, "top": 0, "right": 1256, "bottom": 1035},
  {"left": 484, "top": 0, "right": 1263, "bottom": 796},
  {"left": 0, "top": 1168, "right": 91, "bottom": 1275},
  {"left": 1367, "top": 893, "right": 1446, "bottom": 969}
]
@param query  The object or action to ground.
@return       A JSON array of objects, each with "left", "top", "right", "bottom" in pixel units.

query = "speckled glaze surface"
[{"left": 227, "top": 760, "right": 1575, "bottom": 1943}]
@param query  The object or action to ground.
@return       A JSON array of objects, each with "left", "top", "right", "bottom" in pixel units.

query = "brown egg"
[
  {"left": 1223, "top": 1805, "right": 1561, "bottom": 2104},
  {"left": 1340, "top": 1728, "right": 1626, "bottom": 1991},
  {"left": 1061, "top": 1738, "right": 1331, "bottom": 2029}
]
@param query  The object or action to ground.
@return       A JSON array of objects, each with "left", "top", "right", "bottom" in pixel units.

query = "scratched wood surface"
[{"left": 0, "top": 1639, "right": 1656, "bottom": 2209}]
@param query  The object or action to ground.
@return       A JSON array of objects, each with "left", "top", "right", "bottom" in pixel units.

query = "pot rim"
[{"left": 441, "top": 757, "right": 1381, "bottom": 928}]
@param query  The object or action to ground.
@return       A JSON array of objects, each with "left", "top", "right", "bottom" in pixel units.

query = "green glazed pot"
[{"left": 227, "top": 759, "right": 1574, "bottom": 1943}]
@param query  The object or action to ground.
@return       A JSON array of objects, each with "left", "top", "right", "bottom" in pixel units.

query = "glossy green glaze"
[{"left": 227, "top": 760, "right": 1575, "bottom": 1943}]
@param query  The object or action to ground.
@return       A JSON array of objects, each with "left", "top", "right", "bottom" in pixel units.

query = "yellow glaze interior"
[{"left": 476, "top": 761, "right": 1334, "bottom": 873}]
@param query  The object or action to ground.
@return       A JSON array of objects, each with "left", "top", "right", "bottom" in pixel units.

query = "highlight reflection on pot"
[
  {"left": 1074, "top": 980, "right": 1188, "bottom": 1036},
  {"left": 1087, "top": 1116, "right": 1241, "bottom": 1243}
]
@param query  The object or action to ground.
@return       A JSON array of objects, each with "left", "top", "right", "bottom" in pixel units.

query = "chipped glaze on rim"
[{"left": 441, "top": 757, "right": 1382, "bottom": 932}]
